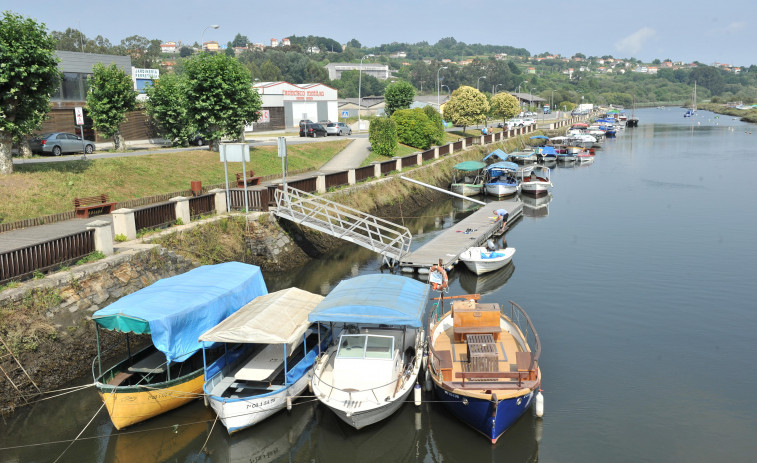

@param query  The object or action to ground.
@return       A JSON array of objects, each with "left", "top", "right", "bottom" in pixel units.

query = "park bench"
[
  {"left": 74, "top": 194, "right": 116, "bottom": 218},
  {"left": 236, "top": 170, "right": 261, "bottom": 187}
]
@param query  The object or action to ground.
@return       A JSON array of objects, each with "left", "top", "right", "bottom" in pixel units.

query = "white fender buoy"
[
  {"left": 535, "top": 391, "right": 544, "bottom": 417},
  {"left": 286, "top": 396, "right": 292, "bottom": 411},
  {"left": 414, "top": 383, "right": 422, "bottom": 406}
]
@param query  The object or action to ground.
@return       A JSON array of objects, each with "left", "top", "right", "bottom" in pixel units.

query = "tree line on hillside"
[{"left": 48, "top": 26, "right": 757, "bottom": 105}]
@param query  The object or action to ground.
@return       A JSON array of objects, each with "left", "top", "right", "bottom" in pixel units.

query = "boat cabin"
[{"left": 334, "top": 334, "right": 398, "bottom": 390}]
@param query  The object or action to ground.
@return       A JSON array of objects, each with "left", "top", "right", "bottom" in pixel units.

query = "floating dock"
[{"left": 399, "top": 199, "right": 522, "bottom": 273}]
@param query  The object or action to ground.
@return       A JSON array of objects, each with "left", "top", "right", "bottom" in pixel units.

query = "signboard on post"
[
  {"left": 219, "top": 143, "right": 252, "bottom": 213},
  {"left": 74, "top": 107, "right": 87, "bottom": 159},
  {"left": 259, "top": 110, "right": 270, "bottom": 123},
  {"left": 74, "top": 107, "right": 84, "bottom": 125},
  {"left": 341, "top": 110, "right": 349, "bottom": 118}
]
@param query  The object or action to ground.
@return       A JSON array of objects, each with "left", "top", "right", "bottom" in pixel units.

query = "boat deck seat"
[
  {"left": 453, "top": 325, "right": 501, "bottom": 342},
  {"left": 107, "top": 371, "right": 134, "bottom": 386}
]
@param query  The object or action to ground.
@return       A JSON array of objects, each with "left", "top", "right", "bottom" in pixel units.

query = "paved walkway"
[{"left": 1, "top": 135, "right": 372, "bottom": 253}]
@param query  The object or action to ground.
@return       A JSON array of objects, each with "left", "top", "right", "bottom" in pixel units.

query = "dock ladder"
[
  {"left": 273, "top": 185, "right": 412, "bottom": 266},
  {"left": 0, "top": 336, "right": 42, "bottom": 408}
]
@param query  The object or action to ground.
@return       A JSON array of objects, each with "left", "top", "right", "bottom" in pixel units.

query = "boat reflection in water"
[
  {"left": 424, "top": 396, "right": 542, "bottom": 462},
  {"left": 315, "top": 398, "right": 421, "bottom": 462},
  {"left": 458, "top": 262, "right": 515, "bottom": 296},
  {"left": 104, "top": 407, "right": 212, "bottom": 462},
  {"left": 217, "top": 401, "right": 316, "bottom": 463},
  {"left": 520, "top": 194, "right": 552, "bottom": 219}
]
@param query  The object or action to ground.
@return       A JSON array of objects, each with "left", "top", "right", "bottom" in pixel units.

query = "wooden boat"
[
  {"left": 427, "top": 294, "right": 542, "bottom": 443},
  {"left": 451, "top": 161, "right": 486, "bottom": 196},
  {"left": 199, "top": 287, "right": 331, "bottom": 434},
  {"left": 519, "top": 165, "right": 552, "bottom": 197},
  {"left": 483, "top": 161, "right": 519, "bottom": 198},
  {"left": 91, "top": 262, "right": 268, "bottom": 430},
  {"left": 309, "top": 274, "right": 429, "bottom": 429},
  {"left": 459, "top": 247, "right": 516, "bottom": 275}
]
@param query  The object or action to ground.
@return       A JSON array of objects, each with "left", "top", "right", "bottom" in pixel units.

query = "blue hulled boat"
[{"left": 427, "top": 294, "right": 542, "bottom": 443}]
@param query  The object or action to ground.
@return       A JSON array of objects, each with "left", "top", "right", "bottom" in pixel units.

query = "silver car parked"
[
  {"left": 325, "top": 122, "right": 352, "bottom": 136},
  {"left": 29, "top": 132, "right": 95, "bottom": 156}
]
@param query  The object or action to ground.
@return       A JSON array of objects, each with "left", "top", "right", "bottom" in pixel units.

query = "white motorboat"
[
  {"left": 459, "top": 247, "right": 516, "bottom": 275},
  {"left": 309, "top": 274, "right": 429, "bottom": 429},
  {"left": 519, "top": 165, "right": 552, "bottom": 197},
  {"left": 484, "top": 161, "right": 519, "bottom": 198},
  {"left": 200, "top": 287, "right": 331, "bottom": 434}
]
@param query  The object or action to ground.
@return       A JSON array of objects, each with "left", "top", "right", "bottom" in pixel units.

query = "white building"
[
  {"left": 325, "top": 62, "right": 391, "bottom": 80},
  {"left": 253, "top": 81, "right": 338, "bottom": 129}
]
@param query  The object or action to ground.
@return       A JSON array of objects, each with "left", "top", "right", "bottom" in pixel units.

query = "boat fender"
[
  {"left": 428, "top": 265, "right": 448, "bottom": 291},
  {"left": 286, "top": 396, "right": 292, "bottom": 412},
  {"left": 535, "top": 390, "right": 544, "bottom": 417},
  {"left": 414, "top": 383, "right": 422, "bottom": 406}
]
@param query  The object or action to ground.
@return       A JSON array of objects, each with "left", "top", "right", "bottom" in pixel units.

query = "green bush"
[
  {"left": 391, "top": 107, "right": 445, "bottom": 150},
  {"left": 368, "top": 117, "right": 398, "bottom": 156}
]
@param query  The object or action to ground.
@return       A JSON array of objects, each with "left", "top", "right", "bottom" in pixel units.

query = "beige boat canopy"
[{"left": 199, "top": 287, "right": 324, "bottom": 345}]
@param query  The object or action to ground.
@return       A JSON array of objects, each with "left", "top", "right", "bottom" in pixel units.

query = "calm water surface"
[{"left": 2, "top": 108, "right": 756, "bottom": 462}]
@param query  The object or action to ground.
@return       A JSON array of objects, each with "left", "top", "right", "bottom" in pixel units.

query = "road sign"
[
  {"left": 74, "top": 107, "right": 84, "bottom": 125},
  {"left": 341, "top": 110, "right": 349, "bottom": 118},
  {"left": 259, "top": 109, "right": 270, "bottom": 123}
]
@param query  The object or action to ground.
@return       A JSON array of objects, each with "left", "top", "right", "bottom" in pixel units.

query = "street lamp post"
[
  {"left": 358, "top": 55, "right": 369, "bottom": 132},
  {"left": 441, "top": 84, "right": 450, "bottom": 99},
  {"left": 477, "top": 76, "right": 487, "bottom": 91},
  {"left": 201, "top": 24, "right": 219, "bottom": 52},
  {"left": 437, "top": 66, "right": 448, "bottom": 112},
  {"left": 494, "top": 83, "right": 503, "bottom": 94},
  {"left": 530, "top": 88, "right": 535, "bottom": 111}
]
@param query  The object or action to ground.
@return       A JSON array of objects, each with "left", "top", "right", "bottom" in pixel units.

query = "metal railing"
[
  {"left": 273, "top": 185, "right": 411, "bottom": 265},
  {"left": 134, "top": 202, "right": 175, "bottom": 232},
  {"left": 0, "top": 230, "right": 94, "bottom": 284}
]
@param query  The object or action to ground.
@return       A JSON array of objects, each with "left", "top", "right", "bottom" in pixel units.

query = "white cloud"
[
  {"left": 721, "top": 21, "right": 747, "bottom": 34},
  {"left": 614, "top": 27, "right": 656, "bottom": 56}
]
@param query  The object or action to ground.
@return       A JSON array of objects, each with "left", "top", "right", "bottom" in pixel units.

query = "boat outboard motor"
[{"left": 486, "top": 239, "right": 496, "bottom": 251}]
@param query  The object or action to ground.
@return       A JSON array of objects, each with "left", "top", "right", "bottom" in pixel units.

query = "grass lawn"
[
  {"left": 359, "top": 144, "right": 420, "bottom": 167},
  {"left": 0, "top": 140, "right": 349, "bottom": 223}
]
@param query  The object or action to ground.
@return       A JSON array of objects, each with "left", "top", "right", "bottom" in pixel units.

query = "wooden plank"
[{"left": 400, "top": 199, "right": 522, "bottom": 271}]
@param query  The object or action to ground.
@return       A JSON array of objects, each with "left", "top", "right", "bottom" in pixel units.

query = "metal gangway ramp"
[{"left": 273, "top": 186, "right": 412, "bottom": 266}]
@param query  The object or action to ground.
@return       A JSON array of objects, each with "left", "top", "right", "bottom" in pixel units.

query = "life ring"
[{"left": 429, "top": 265, "right": 448, "bottom": 291}]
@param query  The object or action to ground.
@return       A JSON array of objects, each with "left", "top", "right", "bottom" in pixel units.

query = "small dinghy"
[{"left": 458, "top": 247, "right": 516, "bottom": 275}]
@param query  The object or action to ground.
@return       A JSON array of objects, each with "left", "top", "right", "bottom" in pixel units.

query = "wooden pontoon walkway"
[{"left": 399, "top": 199, "right": 522, "bottom": 273}]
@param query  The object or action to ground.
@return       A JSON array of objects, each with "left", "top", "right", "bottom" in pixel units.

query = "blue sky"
[{"left": 7, "top": 1, "right": 755, "bottom": 66}]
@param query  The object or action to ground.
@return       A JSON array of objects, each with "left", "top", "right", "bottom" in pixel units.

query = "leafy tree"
[
  {"left": 384, "top": 80, "right": 415, "bottom": 115},
  {"left": 392, "top": 108, "right": 441, "bottom": 149},
  {"left": 179, "top": 46, "right": 194, "bottom": 58},
  {"left": 143, "top": 74, "right": 194, "bottom": 146},
  {"left": 86, "top": 63, "right": 137, "bottom": 150},
  {"left": 346, "top": 38, "right": 362, "bottom": 48},
  {"left": 0, "top": 12, "right": 60, "bottom": 174},
  {"left": 260, "top": 60, "right": 282, "bottom": 81},
  {"left": 558, "top": 101, "right": 576, "bottom": 111},
  {"left": 490, "top": 92, "right": 520, "bottom": 126},
  {"left": 51, "top": 27, "right": 86, "bottom": 51},
  {"left": 231, "top": 33, "right": 249, "bottom": 48},
  {"left": 183, "top": 53, "right": 262, "bottom": 149},
  {"left": 368, "top": 117, "right": 397, "bottom": 156},
  {"left": 423, "top": 106, "right": 445, "bottom": 145},
  {"left": 331, "top": 70, "right": 386, "bottom": 98},
  {"left": 442, "top": 86, "right": 489, "bottom": 133},
  {"left": 224, "top": 45, "right": 235, "bottom": 57}
]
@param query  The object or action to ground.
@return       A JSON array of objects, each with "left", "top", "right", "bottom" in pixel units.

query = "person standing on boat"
[{"left": 493, "top": 209, "right": 509, "bottom": 232}]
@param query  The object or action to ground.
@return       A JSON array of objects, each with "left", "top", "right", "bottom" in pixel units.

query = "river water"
[{"left": 2, "top": 108, "right": 756, "bottom": 462}]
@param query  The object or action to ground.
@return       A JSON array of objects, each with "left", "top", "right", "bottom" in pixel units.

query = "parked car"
[
  {"left": 300, "top": 122, "right": 327, "bottom": 137},
  {"left": 508, "top": 118, "right": 526, "bottom": 127},
  {"left": 29, "top": 132, "right": 95, "bottom": 156},
  {"left": 298, "top": 119, "right": 314, "bottom": 137},
  {"left": 190, "top": 134, "right": 209, "bottom": 146},
  {"left": 523, "top": 117, "right": 536, "bottom": 126},
  {"left": 326, "top": 122, "right": 352, "bottom": 136}
]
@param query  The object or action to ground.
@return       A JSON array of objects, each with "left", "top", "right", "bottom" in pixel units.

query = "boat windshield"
[{"left": 336, "top": 334, "right": 394, "bottom": 360}]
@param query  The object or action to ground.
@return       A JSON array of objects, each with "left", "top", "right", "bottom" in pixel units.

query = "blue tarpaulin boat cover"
[
  {"left": 486, "top": 161, "right": 519, "bottom": 172},
  {"left": 308, "top": 274, "right": 430, "bottom": 328},
  {"left": 483, "top": 149, "right": 508, "bottom": 161},
  {"left": 92, "top": 262, "right": 268, "bottom": 364},
  {"left": 540, "top": 146, "right": 557, "bottom": 155}
]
